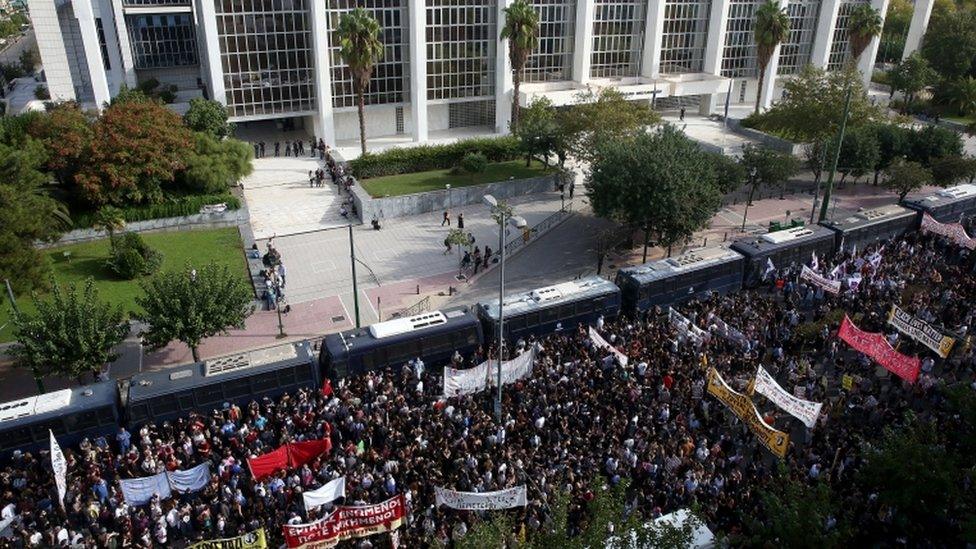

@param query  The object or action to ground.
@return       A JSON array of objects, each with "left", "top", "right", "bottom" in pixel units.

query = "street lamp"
[{"left": 482, "top": 194, "right": 527, "bottom": 423}]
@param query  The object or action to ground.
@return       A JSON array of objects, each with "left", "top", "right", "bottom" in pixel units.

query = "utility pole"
[
  {"left": 819, "top": 86, "right": 853, "bottom": 223},
  {"left": 809, "top": 141, "right": 828, "bottom": 224},
  {"left": 4, "top": 279, "right": 44, "bottom": 394},
  {"left": 349, "top": 225, "right": 361, "bottom": 328}
]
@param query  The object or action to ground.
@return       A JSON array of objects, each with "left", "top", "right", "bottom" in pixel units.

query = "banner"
[
  {"left": 800, "top": 265, "right": 841, "bottom": 294},
  {"left": 706, "top": 313, "right": 748, "bottom": 347},
  {"left": 752, "top": 366, "right": 822, "bottom": 429},
  {"left": 120, "top": 472, "right": 172, "bottom": 506},
  {"left": 283, "top": 494, "right": 406, "bottom": 549},
  {"left": 434, "top": 486, "right": 527, "bottom": 510},
  {"left": 248, "top": 439, "right": 332, "bottom": 481},
  {"left": 920, "top": 212, "right": 976, "bottom": 250},
  {"left": 190, "top": 530, "right": 268, "bottom": 549},
  {"left": 668, "top": 309, "right": 709, "bottom": 346},
  {"left": 589, "top": 326, "right": 629, "bottom": 366},
  {"left": 303, "top": 477, "right": 346, "bottom": 511},
  {"left": 168, "top": 462, "right": 210, "bottom": 493},
  {"left": 496, "top": 348, "right": 535, "bottom": 386},
  {"left": 442, "top": 348, "right": 537, "bottom": 398},
  {"left": 888, "top": 305, "right": 956, "bottom": 358},
  {"left": 838, "top": 315, "right": 920, "bottom": 383},
  {"left": 288, "top": 440, "right": 333, "bottom": 469},
  {"left": 706, "top": 368, "right": 790, "bottom": 459},
  {"left": 49, "top": 430, "right": 66, "bottom": 509}
]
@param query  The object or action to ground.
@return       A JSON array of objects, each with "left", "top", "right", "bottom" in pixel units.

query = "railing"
[
  {"left": 391, "top": 296, "right": 430, "bottom": 319},
  {"left": 504, "top": 201, "right": 574, "bottom": 256}
]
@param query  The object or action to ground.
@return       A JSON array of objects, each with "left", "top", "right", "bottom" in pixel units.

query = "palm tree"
[
  {"left": 337, "top": 9, "right": 384, "bottom": 155},
  {"left": 947, "top": 77, "right": 976, "bottom": 117},
  {"left": 848, "top": 4, "right": 883, "bottom": 66},
  {"left": 93, "top": 205, "right": 125, "bottom": 243},
  {"left": 500, "top": 0, "right": 540, "bottom": 133},
  {"left": 754, "top": 0, "right": 790, "bottom": 114}
]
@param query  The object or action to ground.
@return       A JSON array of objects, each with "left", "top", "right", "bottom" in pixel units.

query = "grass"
[
  {"left": 360, "top": 159, "right": 554, "bottom": 198},
  {"left": 0, "top": 227, "right": 247, "bottom": 343},
  {"left": 942, "top": 114, "right": 975, "bottom": 125}
]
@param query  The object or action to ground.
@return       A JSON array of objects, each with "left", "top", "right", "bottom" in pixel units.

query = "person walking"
[
  {"left": 483, "top": 246, "right": 492, "bottom": 269},
  {"left": 679, "top": 107, "right": 685, "bottom": 121},
  {"left": 259, "top": 142, "right": 266, "bottom": 158},
  {"left": 472, "top": 247, "right": 482, "bottom": 274},
  {"left": 309, "top": 170, "right": 315, "bottom": 188},
  {"left": 274, "top": 142, "right": 280, "bottom": 157},
  {"left": 457, "top": 213, "right": 464, "bottom": 229},
  {"left": 442, "top": 211, "right": 451, "bottom": 227},
  {"left": 569, "top": 182, "right": 575, "bottom": 199},
  {"left": 285, "top": 141, "right": 292, "bottom": 157},
  {"left": 443, "top": 236, "right": 452, "bottom": 254}
]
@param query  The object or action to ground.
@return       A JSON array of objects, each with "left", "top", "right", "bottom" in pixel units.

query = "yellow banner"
[
  {"left": 191, "top": 530, "right": 267, "bottom": 549},
  {"left": 707, "top": 368, "right": 790, "bottom": 459}
]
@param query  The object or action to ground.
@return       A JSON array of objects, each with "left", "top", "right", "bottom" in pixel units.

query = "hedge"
[
  {"left": 72, "top": 194, "right": 241, "bottom": 228},
  {"left": 349, "top": 136, "right": 521, "bottom": 179}
]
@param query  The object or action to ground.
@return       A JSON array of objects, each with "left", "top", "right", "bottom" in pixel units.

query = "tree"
[
  {"left": 869, "top": 122, "right": 910, "bottom": 184},
  {"left": 10, "top": 279, "right": 128, "bottom": 385},
  {"left": 26, "top": 102, "right": 92, "bottom": 186},
  {"left": 135, "top": 262, "right": 254, "bottom": 362},
  {"left": 738, "top": 143, "right": 800, "bottom": 229},
  {"left": 445, "top": 228, "right": 472, "bottom": 278},
  {"left": 754, "top": 0, "right": 790, "bottom": 114},
  {"left": 920, "top": 8, "right": 976, "bottom": 81},
  {"left": 747, "top": 467, "right": 848, "bottom": 548},
  {"left": 517, "top": 97, "right": 559, "bottom": 166},
  {"left": 177, "top": 133, "right": 254, "bottom": 194},
  {"left": 878, "top": 0, "right": 913, "bottom": 62},
  {"left": 847, "top": 4, "right": 883, "bottom": 65},
  {"left": 183, "top": 98, "right": 234, "bottom": 139},
  {"left": 500, "top": 0, "right": 540, "bottom": 132},
  {"left": 945, "top": 76, "right": 976, "bottom": 116},
  {"left": 906, "top": 124, "right": 963, "bottom": 167},
  {"left": 19, "top": 47, "right": 38, "bottom": 74},
  {"left": 710, "top": 151, "right": 748, "bottom": 194},
  {"left": 587, "top": 125, "right": 722, "bottom": 262},
  {"left": 561, "top": 88, "right": 660, "bottom": 163},
  {"left": 337, "top": 8, "right": 384, "bottom": 156},
  {"left": 836, "top": 124, "right": 880, "bottom": 184},
  {"left": 883, "top": 157, "right": 932, "bottom": 200},
  {"left": 888, "top": 53, "right": 936, "bottom": 107},
  {"left": 929, "top": 154, "right": 976, "bottom": 185},
  {"left": 92, "top": 206, "right": 126, "bottom": 243}
]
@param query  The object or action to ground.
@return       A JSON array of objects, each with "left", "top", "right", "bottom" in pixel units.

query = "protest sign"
[
  {"left": 887, "top": 305, "right": 955, "bottom": 358},
  {"left": 707, "top": 368, "right": 789, "bottom": 459},
  {"left": 434, "top": 486, "right": 527, "bottom": 510},
  {"left": 838, "top": 315, "right": 920, "bottom": 383},
  {"left": 800, "top": 265, "right": 841, "bottom": 294},
  {"left": 283, "top": 495, "right": 406, "bottom": 549},
  {"left": 752, "top": 366, "right": 822, "bottom": 429}
]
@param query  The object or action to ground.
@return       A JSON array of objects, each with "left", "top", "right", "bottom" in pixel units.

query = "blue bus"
[
  {"left": 902, "top": 183, "right": 976, "bottom": 223},
  {"left": 615, "top": 247, "right": 744, "bottom": 314},
  {"left": 731, "top": 225, "right": 837, "bottom": 287},
  {"left": 476, "top": 276, "right": 621, "bottom": 342},
  {"left": 820, "top": 204, "right": 917, "bottom": 251}
]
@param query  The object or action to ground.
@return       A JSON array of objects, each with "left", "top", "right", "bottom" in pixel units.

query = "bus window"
[
  {"left": 224, "top": 377, "right": 251, "bottom": 399},
  {"left": 252, "top": 372, "right": 278, "bottom": 392}
]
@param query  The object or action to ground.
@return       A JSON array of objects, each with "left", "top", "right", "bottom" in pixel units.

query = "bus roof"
[
  {"left": 730, "top": 224, "right": 835, "bottom": 257},
  {"left": 0, "top": 382, "right": 117, "bottom": 430},
  {"left": 323, "top": 307, "right": 478, "bottom": 356},
  {"left": 903, "top": 184, "right": 976, "bottom": 212},
  {"left": 479, "top": 276, "right": 619, "bottom": 319},
  {"left": 617, "top": 247, "right": 742, "bottom": 284},
  {"left": 821, "top": 204, "right": 916, "bottom": 233}
]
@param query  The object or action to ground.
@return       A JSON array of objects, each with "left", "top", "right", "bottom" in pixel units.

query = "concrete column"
[
  {"left": 857, "top": 0, "right": 890, "bottom": 87},
  {"left": 72, "top": 0, "right": 111, "bottom": 108},
  {"left": 94, "top": 0, "right": 126, "bottom": 94},
  {"left": 197, "top": 0, "right": 226, "bottom": 105},
  {"left": 109, "top": 0, "right": 137, "bottom": 88},
  {"left": 572, "top": 0, "right": 595, "bottom": 83},
  {"left": 310, "top": 0, "right": 335, "bottom": 144},
  {"left": 409, "top": 0, "right": 428, "bottom": 141},
  {"left": 700, "top": 0, "right": 731, "bottom": 114},
  {"left": 640, "top": 0, "right": 666, "bottom": 78},
  {"left": 810, "top": 0, "right": 842, "bottom": 68},
  {"left": 902, "top": 0, "right": 934, "bottom": 60},
  {"left": 758, "top": 43, "right": 781, "bottom": 110},
  {"left": 27, "top": 0, "right": 76, "bottom": 101},
  {"left": 496, "top": 0, "right": 513, "bottom": 134}
]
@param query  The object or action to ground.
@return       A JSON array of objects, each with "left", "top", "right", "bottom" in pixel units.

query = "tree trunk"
[
  {"left": 511, "top": 70, "right": 521, "bottom": 133},
  {"left": 357, "top": 88, "right": 367, "bottom": 156},
  {"left": 642, "top": 227, "right": 650, "bottom": 263},
  {"left": 755, "top": 60, "right": 766, "bottom": 115},
  {"left": 191, "top": 345, "right": 200, "bottom": 363},
  {"left": 742, "top": 184, "right": 757, "bottom": 231}
]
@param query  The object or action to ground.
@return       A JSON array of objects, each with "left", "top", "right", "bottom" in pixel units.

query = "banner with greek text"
[
  {"left": 442, "top": 348, "right": 536, "bottom": 398},
  {"left": 706, "top": 313, "right": 748, "bottom": 347},
  {"left": 800, "top": 266, "right": 841, "bottom": 294},
  {"left": 283, "top": 495, "right": 406, "bottom": 549},
  {"left": 838, "top": 315, "right": 920, "bottom": 383},
  {"left": 920, "top": 212, "right": 976, "bottom": 250},
  {"left": 752, "top": 366, "right": 822, "bottom": 429},
  {"left": 668, "top": 308, "right": 709, "bottom": 346},
  {"left": 434, "top": 486, "right": 527, "bottom": 510},
  {"left": 49, "top": 431, "right": 66, "bottom": 509},
  {"left": 887, "top": 305, "right": 956, "bottom": 358},
  {"left": 190, "top": 529, "right": 268, "bottom": 549},
  {"left": 589, "top": 326, "right": 629, "bottom": 366},
  {"left": 496, "top": 348, "right": 535, "bottom": 386},
  {"left": 706, "top": 368, "right": 790, "bottom": 459}
]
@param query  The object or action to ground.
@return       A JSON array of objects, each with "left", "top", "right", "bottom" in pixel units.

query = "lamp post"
[{"left": 482, "top": 194, "right": 527, "bottom": 423}]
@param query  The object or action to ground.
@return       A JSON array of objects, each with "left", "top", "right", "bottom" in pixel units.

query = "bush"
[
  {"left": 106, "top": 232, "right": 162, "bottom": 279},
  {"left": 72, "top": 194, "right": 241, "bottom": 228},
  {"left": 33, "top": 86, "right": 49, "bottom": 100},
  {"left": 138, "top": 78, "right": 160, "bottom": 94},
  {"left": 350, "top": 136, "right": 521, "bottom": 178},
  {"left": 459, "top": 152, "right": 488, "bottom": 174},
  {"left": 158, "top": 89, "right": 176, "bottom": 104}
]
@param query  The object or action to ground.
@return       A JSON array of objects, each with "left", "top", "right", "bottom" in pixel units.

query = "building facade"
[{"left": 29, "top": 0, "right": 928, "bottom": 145}]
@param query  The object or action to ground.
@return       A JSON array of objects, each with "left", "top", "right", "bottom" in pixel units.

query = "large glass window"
[
  {"left": 426, "top": 0, "right": 497, "bottom": 101},
  {"left": 126, "top": 14, "right": 198, "bottom": 69},
  {"left": 777, "top": 0, "right": 819, "bottom": 75},
  {"left": 720, "top": 0, "right": 760, "bottom": 78},
  {"left": 590, "top": 0, "right": 647, "bottom": 79},
  {"left": 827, "top": 0, "right": 869, "bottom": 70},
  {"left": 215, "top": 0, "right": 316, "bottom": 118},
  {"left": 524, "top": 0, "right": 576, "bottom": 82},
  {"left": 659, "top": 0, "right": 710, "bottom": 74},
  {"left": 327, "top": 0, "right": 409, "bottom": 108},
  {"left": 123, "top": 0, "right": 190, "bottom": 5}
]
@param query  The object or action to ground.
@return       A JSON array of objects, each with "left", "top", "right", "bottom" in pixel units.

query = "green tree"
[
  {"left": 747, "top": 467, "right": 848, "bottom": 548},
  {"left": 754, "top": 0, "right": 790, "bottom": 114},
  {"left": 500, "top": 0, "right": 540, "bottom": 132},
  {"left": 883, "top": 157, "right": 932, "bottom": 199},
  {"left": 455, "top": 512, "right": 513, "bottom": 549},
  {"left": 183, "top": 98, "right": 234, "bottom": 139},
  {"left": 337, "top": 8, "right": 384, "bottom": 156},
  {"left": 929, "top": 154, "right": 976, "bottom": 185},
  {"left": 710, "top": 151, "right": 748, "bottom": 194},
  {"left": 836, "top": 124, "right": 880, "bottom": 184},
  {"left": 944, "top": 76, "right": 976, "bottom": 116},
  {"left": 178, "top": 133, "right": 254, "bottom": 194},
  {"left": 26, "top": 102, "right": 92, "bottom": 186},
  {"left": 587, "top": 125, "right": 722, "bottom": 262},
  {"left": 135, "top": 262, "right": 254, "bottom": 362},
  {"left": 888, "top": 52, "right": 936, "bottom": 107},
  {"left": 869, "top": 122, "right": 910, "bottom": 184},
  {"left": 19, "top": 47, "right": 38, "bottom": 74},
  {"left": 848, "top": 4, "right": 884, "bottom": 65},
  {"left": 561, "top": 88, "right": 660, "bottom": 163},
  {"left": 92, "top": 205, "right": 126, "bottom": 243},
  {"left": 878, "top": 0, "right": 913, "bottom": 62},
  {"left": 10, "top": 279, "right": 128, "bottom": 385},
  {"left": 906, "top": 124, "right": 963, "bottom": 166},
  {"left": 920, "top": 8, "right": 976, "bottom": 81},
  {"left": 738, "top": 143, "right": 800, "bottom": 229},
  {"left": 445, "top": 228, "right": 472, "bottom": 277},
  {"left": 517, "top": 97, "right": 559, "bottom": 166}
]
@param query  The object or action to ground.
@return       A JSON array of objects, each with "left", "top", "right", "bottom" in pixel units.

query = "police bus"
[{"left": 615, "top": 247, "right": 744, "bottom": 314}]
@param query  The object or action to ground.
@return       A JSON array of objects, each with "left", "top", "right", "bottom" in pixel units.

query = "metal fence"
[
  {"left": 504, "top": 201, "right": 575, "bottom": 256},
  {"left": 391, "top": 296, "right": 431, "bottom": 319}
]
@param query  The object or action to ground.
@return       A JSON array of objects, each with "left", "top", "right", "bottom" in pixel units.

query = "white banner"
[
  {"left": 167, "top": 462, "right": 210, "bottom": 493},
  {"left": 920, "top": 212, "right": 976, "bottom": 249},
  {"left": 120, "top": 473, "right": 172, "bottom": 506},
  {"left": 589, "top": 327, "right": 629, "bottom": 366},
  {"left": 303, "top": 476, "right": 346, "bottom": 511},
  {"left": 753, "top": 366, "right": 822, "bottom": 429},
  {"left": 706, "top": 313, "right": 748, "bottom": 347},
  {"left": 496, "top": 347, "right": 535, "bottom": 386},
  {"left": 668, "top": 308, "right": 709, "bottom": 346},
  {"left": 442, "top": 348, "right": 536, "bottom": 397},
  {"left": 49, "top": 430, "right": 66, "bottom": 509},
  {"left": 888, "top": 304, "right": 956, "bottom": 358},
  {"left": 800, "top": 265, "right": 841, "bottom": 294},
  {"left": 434, "top": 486, "right": 527, "bottom": 510}
]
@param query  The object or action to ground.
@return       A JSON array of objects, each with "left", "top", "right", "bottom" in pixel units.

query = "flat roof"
[
  {"left": 479, "top": 276, "right": 619, "bottom": 320},
  {"left": 0, "top": 382, "right": 117, "bottom": 430},
  {"left": 730, "top": 225, "right": 835, "bottom": 257},
  {"left": 323, "top": 307, "right": 477, "bottom": 355},
  {"left": 903, "top": 184, "right": 976, "bottom": 210},
  {"left": 821, "top": 204, "right": 916, "bottom": 231},
  {"left": 618, "top": 247, "right": 742, "bottom": 284}
]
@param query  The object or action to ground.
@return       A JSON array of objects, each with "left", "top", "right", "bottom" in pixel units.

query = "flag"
[
  {"left": 868, "top": 246, "right": 884, "bottom": 269},
  {"left": 321, "top": 378, "right": 333, "bottom": 397},
  {"left": 302, "top": 477, "right": 346, "bottom": 511},
  {"left": 810, "top": 251, "right": 819, "bottom": 271},
  {"left": 49, "top": 430, "right": 67, "bottom": 509},
  {"left": 763, "top": 258, "right": 776, "bottom": 278},
  {"left": 851, "top": 243, "right": 857, "bottom": 257},
  {"left": 247, "top": 446, "right": 290, "bottom": 481},
  {"left": 829, "top": 261, "right": 845, "bottom": 279}
]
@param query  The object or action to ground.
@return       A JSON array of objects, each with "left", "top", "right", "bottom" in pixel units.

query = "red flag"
[
  {"left": 321, "top": 378, "right": 333, "bottom": 397},
  {"left": 287, "top": 439, "right": 332, "bottom": 468},
  {"left": 247, "top": 445, "right": 290, "bottom": 481},
  {"left": 838, "top": 315, "right": 920, "bottom": 383}
]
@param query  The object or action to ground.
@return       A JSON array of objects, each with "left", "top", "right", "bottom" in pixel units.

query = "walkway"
[
  {"left": 334, "top": 127, "right": 497, "bottom": 161},
  {"left": 662, "top": 110, "right": 760, "bottom": 156}
]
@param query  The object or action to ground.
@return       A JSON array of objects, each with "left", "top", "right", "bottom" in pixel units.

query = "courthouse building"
[{"left": 27, "top": 0, "right": 934, "bottom": 144}]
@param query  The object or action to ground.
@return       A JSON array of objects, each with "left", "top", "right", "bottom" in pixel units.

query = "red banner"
[
  {"left": 838, "top": 315, "right": 920, "bottom": 383},
  {"left": 283, "top": 494, "right": 406, "bottom": 549},
  {"left": 248, "top": 439, "right": 332, "bottom": 481}
]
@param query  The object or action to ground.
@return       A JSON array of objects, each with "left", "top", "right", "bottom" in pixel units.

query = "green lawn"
[
  {"left": 360, "top": 160, "right": 554, "bottom": 197},
  {"left": 942, "top": 115, "right": 975, "bottom": 125},
  {"left": 0, "top": 227, "right": 247, "bottom": 343}
]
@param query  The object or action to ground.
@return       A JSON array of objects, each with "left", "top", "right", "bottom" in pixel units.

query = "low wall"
[
  {"left": 725, "top": 118, "right": 805, "bottom": 156},
  {"left": 41, "top": 209, "right": 244, "bottom": 247}
]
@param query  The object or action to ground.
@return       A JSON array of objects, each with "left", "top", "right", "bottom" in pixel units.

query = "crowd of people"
[
  {"left": 251, "top": 138, "right": 330, "bottom": 160},
  {"left": 0, "top": 230, "right": 973, "bottom": 547}
]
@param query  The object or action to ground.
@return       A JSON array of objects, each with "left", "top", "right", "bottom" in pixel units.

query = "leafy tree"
[
  {"left": 587, "top": 125, "right": 722, "bottom": 262},
  {"left": 19, "top": 48, "right": 38, "bottom": 74},
  {"left": 944, "top": 76, "right": 976, "bottom": 116},
  {"left": 177, "top": 133, "right": 254, "bottom": 194},
  {"left": 836, "top": 124, "right": 880, "bottom": 184},
  {"left": 92, "top": 206, "right": 126, "bottom": 242},
  {"left": 445, "top": 228, "right": 472, "bottom": 277},
  {"left": 135, "top": 262, "right": 254, "bottom": 362},
  {"left": 888, "top": 52, "right": 936, "bottom": 107},
  {"left": 75, "top": 99, "right": 192, "bottom": 206},
  {"left": 459, "top": 152, "right": 488, "bottom": 174},
  {"left": 738, "top": 143, "right": 800, "bottom": 229},
  {"left": 906, "top": 124, "right": 963, "bottom": 166},
  {"left": 920, "top": 8, "right": 976, "bottom": 81},
  {"left": 746, "top": 467, "right": 848, "bottom": 548},
  {"left": 754, "top": 0, "right": 790, "bottom": 114},
  {"left": 710, "top": 151, "right": 747, "bottom": 194},
  {"left": 517, "top": 97, "right": 559, "bottom": 166},
  {"left": 869, "top": 122, "right": 910, "bottom": 184},
  {"left": 10, "top": 279, "right": 128, "bottom": 384},
  {"left": 456, "top": 512, "right": 513, "bottom": 549},
  {"left": 883, "top": 157, "right": 932, "bottom": 200},
  {"left": 848, "top": 4, "right": 884, "bottom": 65},
  {"left": 183, "top": 98, "right": 234, "bottom": 138},
  {"left": 106, "top": 232, "right": 163, "bottom": 280},
  {"left": 878, "top": 0, "right": 913, "bottom": 62},
  {"left": 561, "top": 88, "right": 660, "bottom": 163},
  {"left": 929, "top": 154, "right": 976, "bottom": 185},
  {"left": 337, "top": 8, "right": 384, "bottom": 156},
  {"left": 26, "top": 102, "right": 92, "bottom": 186},
  {"left": 110, "top": 84, "right": 151, "bottom": 105},
  {"left": 500, "top": 0, "right": 540, "bottom": 132}
]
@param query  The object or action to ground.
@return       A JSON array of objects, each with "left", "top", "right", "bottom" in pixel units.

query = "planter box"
[
  {"left": 725, "top": 118, "right": 806, "bottom": 156},
  {"left": 39, "top": 209, "right": 244, "bottom": 247}
]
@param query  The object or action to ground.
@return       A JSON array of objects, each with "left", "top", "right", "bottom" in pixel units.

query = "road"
[{"left": 0, "top": 30, "right": 35, "bottom": 67}]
